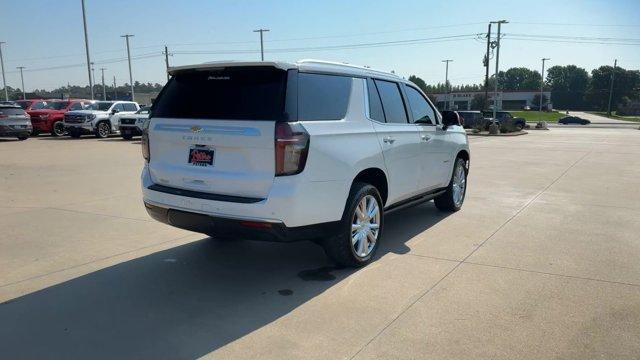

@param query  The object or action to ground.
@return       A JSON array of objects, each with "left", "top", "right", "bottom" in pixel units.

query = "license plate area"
[{"left": 188, "top": 145, "right": 215, "bottom": 167}]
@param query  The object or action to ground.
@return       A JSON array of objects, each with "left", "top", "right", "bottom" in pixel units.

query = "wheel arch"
[
  {"left": 456, "top": 149, "right": 470, "bottom": 173},
  {"left": 350, "top": 167, "right": 388, "bottom": 206}
]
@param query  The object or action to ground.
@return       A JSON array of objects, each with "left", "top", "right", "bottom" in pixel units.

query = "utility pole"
[
  {"left": 81, "top": 0, "right": 94, "bottom": 100},
  {"left": 100, "top": 68, "right": 106, "bottom": 100},
  {"left": 484, "top": 23, "right": 491, "bottom": 109},
  {"left": 539, "top": 58, "right": 550, "bottom": 112},
  {"left": 113, "top": 75, "right": 117, "bottom": 100},
  {"left": 0, "top": 42, "right": 7, "bottom": 101},
  {"left": 163, "top": 45, "right": 171, "bottom": 82},
  {"left": 121, "top": 34, "right": 135, "bottom": 101},
  {"left": 253, "top": 29, "right": 270, "bottom": 61},
  {"left": 491, "top": 20, "right": 508, "bottom": 120},
  {"left": 607, "top": 59, "right": 617, "bottom": 116},
  {"left": 17, "top": 66, "right": 26, "bottom": 99},
  {"left": 90, "top": 62, "right": 95, "bottom": 94},
  {"left": 442, "top": 60, "right": 453, "bottom": 110}
]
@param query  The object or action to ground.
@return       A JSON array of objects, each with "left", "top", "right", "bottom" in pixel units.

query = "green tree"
[
  {"left": 545, "top": 65, "right": 589, "bottom": 109},
  {"left": 408, "top": 75, "right": 427, "bottom": 93},
  {"left": 531, "top": 94, "right": 549, "bottom": 109},
  {"left": 586, "top": 66, "right": 640, "bottom": 111},
  {"left": 498, "top": 67, "right": 542, "bottom": 90}
]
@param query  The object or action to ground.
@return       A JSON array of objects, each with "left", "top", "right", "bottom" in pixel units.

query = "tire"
[
  {"left": 17, "top": 135, "right": 29, "bottom": 141},
  {"left": 95, "top": 121, "right": 110, "bottom": 138},
  {"left": 322, "top": 182, "right": 384, "bottom": 268},
  {"left": 69, "top": 130, "right": 82, "bottom": 138},
  {"left": 52, "top": 121, "right": 66, "bottom": 137},
  {"left": 121, "top": 132, "right": 133, "bottom": 140},
  {"left": 31, "top": 130, "right": 40, "bottom": 137},
  {"left": 434, "top": 157, "right": 468, "bottom": 212}
]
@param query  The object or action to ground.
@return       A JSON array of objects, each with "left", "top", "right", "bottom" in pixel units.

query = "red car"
[
  {"left": 29, "top": 99, "right": 92, "bottom": 136},
  {"left": 15, "top": 99, "right": 49, "bottom": 112}
]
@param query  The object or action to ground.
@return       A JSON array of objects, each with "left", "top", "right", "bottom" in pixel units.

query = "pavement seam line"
[
  {"left": 349, "top": 150, "right": 592, "bottom": 359},
  {"left": 0, "top": 233, "right": 198, "bottom": 289},
  {"left": 45, "top": 207, "right": 153, "bottom": 223},
  {"left": 463, "top": 261, "right": 640, "bottom": 288}
]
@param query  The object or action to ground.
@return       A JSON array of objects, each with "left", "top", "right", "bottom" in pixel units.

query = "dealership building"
[{"left": 432, "top": 90, "right": 552, "bottom": 111}]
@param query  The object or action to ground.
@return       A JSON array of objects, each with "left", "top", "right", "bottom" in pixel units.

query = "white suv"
[
  {"left": 64, "top": 100, "right": 140, "bottom": 138},
  {"left": 142, "top": 60, "right": 470, "bottom": 267}
]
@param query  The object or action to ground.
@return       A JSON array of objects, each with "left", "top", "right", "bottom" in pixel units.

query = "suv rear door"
[
  {"left": 147, "top": 67, "right": 289, "bottom": 199},
  {"left": 367, "top": 78, "right": 422, "bottom": 204}
]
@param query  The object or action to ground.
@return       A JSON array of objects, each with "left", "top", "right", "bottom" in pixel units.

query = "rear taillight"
[
  {"left": 275, "top": 122, "right": 309, "bottom": 176},
  {"left": 141, "top": 120, "right": 151, "bottom": 162}
]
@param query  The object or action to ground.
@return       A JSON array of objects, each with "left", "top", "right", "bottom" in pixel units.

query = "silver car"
[{"left": 0, "top": 105, "right": 32, "bottom": 140}]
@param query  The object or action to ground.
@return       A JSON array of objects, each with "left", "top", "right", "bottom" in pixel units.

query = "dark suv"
[
  {"left": 482, "top": 110, "right": 526, "bottom": 131},
  {"left": 457, "top": 111, "right": 487, "bottom": 129}
]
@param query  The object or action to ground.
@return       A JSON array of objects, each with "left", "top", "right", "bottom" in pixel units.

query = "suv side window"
[
  {"left": 298, "top": 73, "right": 351, "bottom": 121},
  {"left": 123, "top": 103, "right": 137, "bottom": 112},
  {"left": 404, "top": 85, "right": 435, "bottom": 125},
  {"left": 112, "top": 103, "right": 125, "bottom": 112},
  {"left": 366, "top": 78, "right": 385, "bottom": 122},
  {"left": 374, "top": 79, "right": 408, "bottom": 124},
  {"left": 69, "top": 102, "right": 83, "bottom": 111}
]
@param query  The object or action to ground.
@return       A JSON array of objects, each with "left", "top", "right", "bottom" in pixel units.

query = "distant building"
[{"left": 432, "top": 90, "right": 552, "bottom": 111}]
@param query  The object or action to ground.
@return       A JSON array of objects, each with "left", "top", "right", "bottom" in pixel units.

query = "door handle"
[
  {"left": 383, "top": 136, "right": 395, "bottom": 144},
  {"left": 421, "top": 134, "right": 431, "bottom": 142}
]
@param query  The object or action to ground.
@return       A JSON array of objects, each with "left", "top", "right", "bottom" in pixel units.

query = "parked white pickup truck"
[{"left": 64, "top": 101, "right": 140, "bottom": 138}]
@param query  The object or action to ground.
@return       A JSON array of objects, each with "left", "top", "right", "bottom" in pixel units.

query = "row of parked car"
[{"left": 0, "top": 99, "right": 150, "bottom": 140}]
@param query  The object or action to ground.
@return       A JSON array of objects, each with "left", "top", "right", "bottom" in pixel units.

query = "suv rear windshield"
[
  {"left": 0, "top": 107, "right": 26, "bottom": 116},
  {"left": 153, "top": 67, "right": 288, "bottom": 120}
]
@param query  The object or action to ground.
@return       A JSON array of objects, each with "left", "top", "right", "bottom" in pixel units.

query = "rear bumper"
[
  {"left": 0, "top": 125, "right": 32, "bottom": 137},
  {"left": 141, "top": 165, "right": 350, "bottom": 228},
  {"left": 144, "top": 201, "right": 341, "bottom": 242}
]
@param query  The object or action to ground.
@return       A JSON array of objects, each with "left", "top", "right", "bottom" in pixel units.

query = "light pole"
[
  {"left": 253, "top": 29, "right": 270, "bottom": 61},
  {"left": 17, "top": 66, "right": 26, "bottom": 99},
  {"left": 121, "top": 34, "right": 135, "bottom": 101},
  {"left": 163, "top": 45, "right": 171, "bottom": 82},
  {"left": 90, "top": 62, "right": 95, "bottom": 93},
  {"left": 484, "top": 23, "right": 492, "bottom": 109},
  {"left": 81, "top": 0, "right": 94, "bottom": 100},
  {"left": 491, "top": 20, "right": 507, "bottom": 120},
  {"left": 113, "top": 75, "right": 117, "bottom": 100},
  {"left": 607, "top": 59, "right": 617, "bottom": 116},
  {"left": 539, "top": 58, "right": 550, "bottom": 111},
  {"left": 442, "top": 59, "right": 453, "bottom": 110},
  {"left": 0, "top": 42, "right": 7, "bottom": 101},
  {"left": 100, "top": 68, "right": 107, "bottom": 100}
]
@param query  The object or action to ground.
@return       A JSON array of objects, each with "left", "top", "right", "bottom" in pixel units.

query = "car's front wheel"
[
  {"left": 434, "top": 157, "right": 468, "bottom": 212},
  {"left": 95, "top": 121, "right": 110, "bottom": 138},
  {"left": 322, "top": 182, "right": 383, "bottom": 267},
  {"left": 52, "top": 121, "right": 65, "bottom": 137}
]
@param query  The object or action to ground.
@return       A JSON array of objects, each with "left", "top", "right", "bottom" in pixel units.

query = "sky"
[{"left": 1, "top": 0, "right": 639, "bottom": 91}]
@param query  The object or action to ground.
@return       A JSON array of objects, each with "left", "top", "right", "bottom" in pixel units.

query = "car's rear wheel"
[
  {"left": 434, "top": 157, "right": 467, "bottom": 212},
  {"left": 95, "top": 121, "right": 110, "bottom": 138},
  {"left": 17, "top": 135, "right": 29, "bottom": 141},
  {"left": 121, "top": 131, "right": 133, "bottom": 140},
  {"left": 322, "top": 182, "right": 383, "bottom": 267},
  {"left": 52, "top": 121, "right": 65, "bottom": 137},
  {"left": 69, "top": 129, "right": 82, "bottom": 138}
]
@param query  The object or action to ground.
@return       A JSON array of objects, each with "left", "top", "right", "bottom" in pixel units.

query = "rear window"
[
  {"left": 0, "top": 107, "right": 26, "bottom": 116},
  {"left": 374, "top": 80, "right": 408, "bottom": 124},
  {"left": 298, "top": 73, "right": 351, "bottom": 121},
  {"left": 153, "top": 67, "right": 288, "bottom": 120},
  {"left": 16, "top": 101, "right": 30, "bottom": 109}
]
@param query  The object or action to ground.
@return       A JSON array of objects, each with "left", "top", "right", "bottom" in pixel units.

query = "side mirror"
[
  {"left": 111, "top": 108, "right": 120, "bottom": 114},
  {"left": 441, "top": 111, "right": 461, "bottom": 130}
]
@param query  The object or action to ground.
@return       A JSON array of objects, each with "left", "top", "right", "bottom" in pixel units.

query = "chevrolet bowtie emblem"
[{"left": 190, "top": 126, "right": 202, "bottom": 133}]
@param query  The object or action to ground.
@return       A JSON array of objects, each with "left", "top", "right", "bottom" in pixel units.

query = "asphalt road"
[{"left": 1, "top": 128, "right": 639, "bottom": 359}]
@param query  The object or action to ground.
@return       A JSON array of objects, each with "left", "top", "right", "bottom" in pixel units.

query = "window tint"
[
  {"left": 113, "top": 103, "right": 125, "bottom": 112},
  {"left": 69, "top": 102, "right": 83, "bottom": 110},
  {"left": 405, "top": 85, "right": 435, "bottom": 125},
  {"left": 123, "top": 103, "right": 138, "bottom": 111},
  {"left": 153, "top": 67, "right": 288, "bottom": 120},
  {"left": 374, "top": 80, "right": 408, "bottom": 124},
  {"left": 367, "top": 78, "right": 385, "bottom": 122},
  {"left": 298, "top": 73, "right": 351, "bottom": 121}
]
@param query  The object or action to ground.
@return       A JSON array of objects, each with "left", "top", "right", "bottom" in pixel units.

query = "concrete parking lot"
[{"left": 1, "top": 128, "right": 639, "bottom": 359}]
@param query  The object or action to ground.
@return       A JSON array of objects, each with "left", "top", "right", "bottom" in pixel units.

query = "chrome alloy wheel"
[
  {"left": 98, "top": 122, "right": 110, "bottom": 137},
  {"left": 452, "top": 161, "right": 467, "bottom": 207},
  {"left": 351, "top": 195, "right": 380, "bottom": 258}
]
